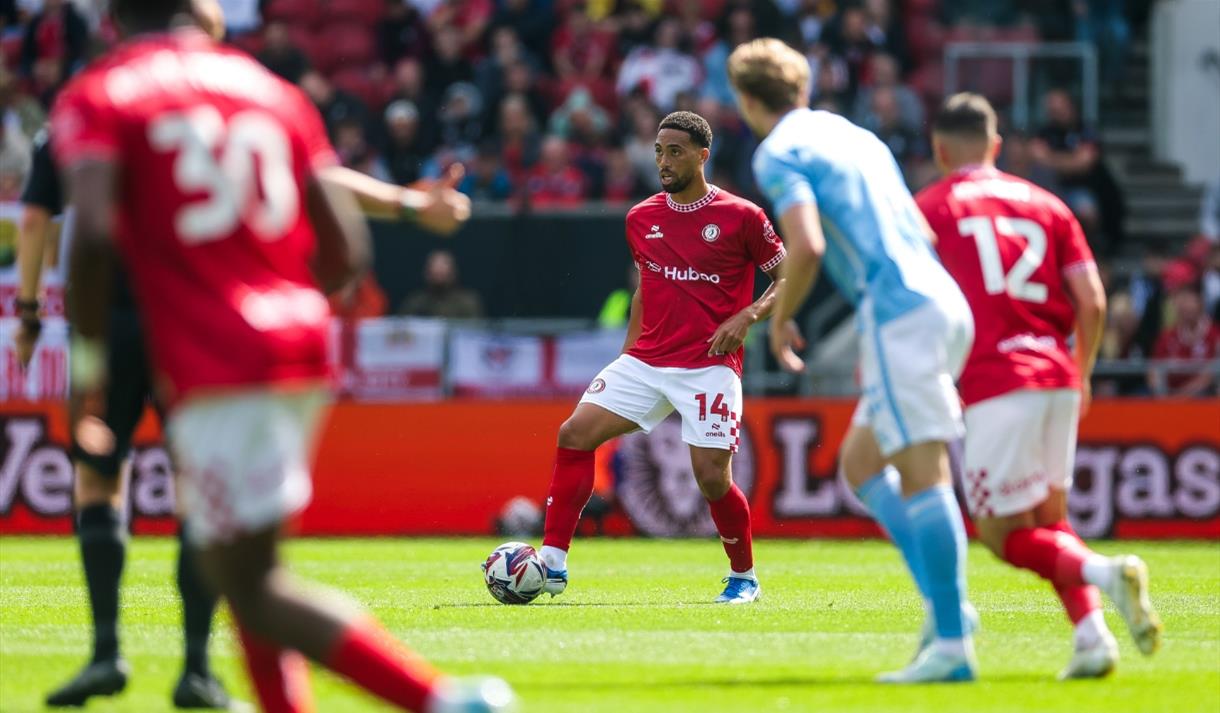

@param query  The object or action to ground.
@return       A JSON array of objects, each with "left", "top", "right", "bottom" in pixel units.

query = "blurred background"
[{"left": 0, "top": 0, "right": 1217, "bottom": 539}]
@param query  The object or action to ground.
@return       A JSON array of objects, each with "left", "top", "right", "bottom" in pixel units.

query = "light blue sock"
[
  {"left": 856, "top": 467, "right": 931, "bottom": 600},
  {"left": 906, "top": 484, "right": 969, "bottom": 639}
]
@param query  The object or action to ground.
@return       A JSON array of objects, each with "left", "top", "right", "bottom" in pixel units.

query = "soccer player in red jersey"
[
  {"left": 918, "top": 93, "right": 1162, "bottom": 678},
  {"left": 537, "top": 111, "right": 788, "bottom": 604},
  {"left": 50, "top": 2, "right": 512, "bottom": 711}
]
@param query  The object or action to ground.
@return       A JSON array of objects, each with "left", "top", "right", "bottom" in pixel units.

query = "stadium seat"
[
  {"left": 264, "top": 0, "right": 322, "bottom": 27},
  {"left": 312, "top": 24, "right": 376, "bottom": 73},
  {"left": 905, "top": 15, "right": 945, "bottom": 64},
  {"left": 228, "top": 32, "right": 266, "bottom": 57},
  {"left": 331, "top": 66, "right": 386, "bottom": 111},
  {"left": 322, "top": 0, "right": 386, "bottom": 26}
]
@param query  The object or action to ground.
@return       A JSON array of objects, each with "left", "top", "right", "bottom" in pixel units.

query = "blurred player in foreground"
[
  {"left": 538, "top": 111, "right": 788, "bottom": 604},
  {"left": 50, "top": 1, "right": 509, "bottom": 711},
  {"left": 919, "top": 93, "right": 1161, "bottom": 678},
  {"left": 18, "top": 1, "right": 471, "bottom": 707},
  {"left": 729, "top": 38, "right": 977, "bottom": 682}
]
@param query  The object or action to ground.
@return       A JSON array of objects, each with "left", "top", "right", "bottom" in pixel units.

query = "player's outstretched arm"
[
  {"left": 1065, "top": 265, "right": 1106, "bottom": 417},
  {"left": 306, "top": 175, "right": 372, "bottom": 295},
  {"left": 707, "top": 265, "right": 787, "bottom": 357},
  {"left": 14, "top": 204, "right": 53, "bottom": 367},
  {"left": 769, "top": 202, "right": 825, "bottom": 373},
  {"left": 319, "top": 164, "right": 471, "bottom": 235}
]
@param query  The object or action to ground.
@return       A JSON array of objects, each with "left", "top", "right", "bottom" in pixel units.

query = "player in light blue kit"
[{"left": 729, "top": 38, "right": 978, "bottom": 683}]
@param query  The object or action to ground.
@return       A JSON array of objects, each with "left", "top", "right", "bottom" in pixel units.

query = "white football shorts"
[
  {"left": 852, "top": 293, "right": 974, "bottom": 458},
  {"left": 580, "top": 354, "right": 743, "bottom": 452},
  {"left": 962, "top": 388, "right": 1081, "bottom": 518},
  {"left": 168, "top": 386, "right": 330, "bottom": 546}
]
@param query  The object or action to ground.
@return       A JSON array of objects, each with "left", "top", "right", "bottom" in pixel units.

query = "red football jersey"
[
  {"left": 917, "top": 166, "right": 1095, "bottom": 406},
  {"left": 51, "top": 30, "right": 338, "bottom": 404},
  {"left": 625, "top": 186, "right": 785, "bottom": 375}
]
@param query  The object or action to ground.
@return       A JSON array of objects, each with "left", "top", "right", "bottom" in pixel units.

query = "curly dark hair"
[{"left": 658, "top": 111, "right": 713, "bottom": 149}]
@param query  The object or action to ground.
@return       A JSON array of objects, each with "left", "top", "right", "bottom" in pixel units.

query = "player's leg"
[
  {"left": 540, "top": 356, "right": 672, "bottom": 593},
  {"left": 995, "top": 390, "right": 1160, "bottom": 658},
  {"left": 44, "top": 462, "right": 130, "bottom": 707},
  {"left": 173, "top": 521, "right": 238, "bottom": 708},
  {"left": 667, "top": 365, "right": 757, "bottom": 602},
  {"left": 869, "top": 300, "right": 975, "bottom": 684},
  {"left": 177, "top": 388, "right": 514, "bottom": 712},
  {"left": 46, "top": 311, "right": 146, "bottom": 707}
]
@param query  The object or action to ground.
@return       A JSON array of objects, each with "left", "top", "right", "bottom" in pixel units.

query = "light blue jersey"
[{"left": 752, "top": 108, "right": 956, "bottom": 325}]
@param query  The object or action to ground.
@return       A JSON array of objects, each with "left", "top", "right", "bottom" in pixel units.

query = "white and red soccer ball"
[{"left": 482, "top": 542, "right": 546, "bottom": 605}]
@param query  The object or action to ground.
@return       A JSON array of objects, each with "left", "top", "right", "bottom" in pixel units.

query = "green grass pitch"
[{"left": 1, "top": 537, "right": 1217, "bottom": 712}]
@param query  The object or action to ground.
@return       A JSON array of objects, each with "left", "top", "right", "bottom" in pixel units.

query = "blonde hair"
[{"left": 727, "top": 38, "right": 810, "bottom": 114}]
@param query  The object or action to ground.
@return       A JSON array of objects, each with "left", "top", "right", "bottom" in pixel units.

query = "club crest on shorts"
[
  {"left": 701, "top": 224, "right": 721, "bottom": 242},
  {"left": 586, "top": 378, "right": 606, "bottom": 394}
]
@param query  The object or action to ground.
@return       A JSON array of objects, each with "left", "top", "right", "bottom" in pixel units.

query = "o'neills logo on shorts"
[
  {"left": 663, "top": 266, "right": 721, "bottom": 284},
  {"left": 586, "top": 378, "right": 606, "bottom": 394}
]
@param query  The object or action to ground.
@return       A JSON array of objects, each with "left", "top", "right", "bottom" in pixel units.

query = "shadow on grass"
[{"left": 433, "top": 601, "right": 715, "bottom": 609}]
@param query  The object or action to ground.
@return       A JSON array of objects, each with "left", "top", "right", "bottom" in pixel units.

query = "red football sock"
[
  {"left": 707, "top": 483, "right": 754, "bottom": 573},
  {"left": 1045, "top": 520, "right": 1103, "bottom": 623},
  {"left": 541, "top": 447, "right": 596, "bottom": 552},
  {"left": 1002, "top": 526, "right": 1089, "bottom": 588},
  {"left": 236, "top": 625, "right": 314, "bottom": 713},
  {"left": 324, "top": 617, "right": 441, "bottom": 712}
]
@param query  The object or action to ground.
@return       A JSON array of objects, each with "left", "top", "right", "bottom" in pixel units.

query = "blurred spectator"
[
  {"left": 436, "top": 81, "right": 485, "bottom": 154},
  {"left": 863, "top": 0, "right": 908, "bottom": 69},
  {"left": 386, "top": 59, "right": 439, "bottom": 149},
  {"left": 400, "top": 250, "right": 485, "bottom": 319},
  {"left": 614, "top": 1, "right": 661, "bottom": 57},
  {"left": 942, "top": 0, "right": 1019, "bottom": 26},
  {"left": 1200, "top": 175, "right": 1220, "bottom": 244},
  {"left": 217, "top": 0, "right": 261, "bottom": 34},
  {"left": 586, "top": 0, "right": 662, "bottom": 20},
  {"left": 490, "top": 0, "right": 554, "bottom": 53},
  {"left": 2, "top": 0, "right": 17, "bottom": 30},
  {"left": 548, "top": 86, "right": 610, "bottom": 143},
  {"left": 719, "top": 0, "right": 786, "bottom": 40},
  {"left": 459, "top": 141, "right": 514, "bottom": 200},
  {"left": 256, "top": 20, "right": 309, "bottom": 84},
  {"left": 426, "top": 25, "right": 476, "bottom": 97},
  {"left": 378, "top": 0, "right": 431, "bottom": 65},
  {"left": 383, "top": 100, "right": 429, "bottom": 185},
  {"left": 551, "top": 8, "right": 614, "bottom": 84},
  {"left": 1203, "top": 243, "right": 1220, "bottom": 322},
  {"left": 822, "top": 2, "right": 882, "bottom": 101},
  {"left": 1149, "top": 279, "right": 1220, "bottom": 397},
  {"left": 498, "top": 93, "right": 541, "bottom": 178},
  {"left": 477, "top": 27, "right": 537, "bottom": 121},
  {"left": 862, "top": 87, "right": 927, "bottom": 181},
  {"left": 997, "top": 131, "right": 1059, "bottom": 192},
  {"left": 598, "top": 263, "right": 640, "bottom": 327},
  {"left": 808, "top": 45, "right": 849, "bottom": 106},
  {"left": 334, "top": 117, "right": 391, "bottom": 181},
  {"left": 676, "top": 0, "right": 715, "bottom": 54},
  {"left": 408, "top": 0, "right": 446, "bottom": 14},
  {"left": 701, "top": 7, "right": 756, "bottom": 108},
  {"left": 524, "top": 135, "right": 588, "bottom": 207},
  {"left": 615, "top": 18, "right": 701, "bottom": 113},
  {"left": 1032, "top": 89, "right": 1126, "bottom": 254},
  {"left": 0, "top": 121, "right": 30, "bottom": 199},
  {"left": 1075, "top": 0, "right": 1129, "bottom": 87},
  {"left": 699, "top": 97, "right": 755, "bottom": 197},
  {"left": 19, "top": 0, "right": 85, "bottom": 86},
  {"left": 300, "top": 70, "right": 371, "bottom": 138},
  {"left": 1095, "top": 292, "right": 1146, "bottom": 396},
  {"left": 601, "top": 147, "right": 647, "bottom": 202},
  {"left": 854, "top": 53, "right": 922, "bottom": 133},
  {"left": 0, "top": 65, "right": 44, "bottom": 144},
  {"left": 786, "top": 0, "right": 836, "bottom": 47},
  {"left": 427, "top": 0, "right": 493, "bottom": 58},
  {"left": 621, "top": 101, "right": 661, "bottom": 193}
]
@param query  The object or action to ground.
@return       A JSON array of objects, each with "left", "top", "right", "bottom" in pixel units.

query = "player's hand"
[
  {"left": 411, "top": 164, "right": 472, "bottom": 236},
  {"left": 769, "top": 318, "right": 806, "bottom": 373},
  {"left": 707, "top": 308, "right": 755, "bottom": 357},
  {"left": 14, "top": 319, "right": 41, "bottom": 369}
]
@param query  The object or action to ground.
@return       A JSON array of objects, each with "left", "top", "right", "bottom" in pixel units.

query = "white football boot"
[
  {"left": 426, "top": 677, "right": 518, "bottom": 713},
  {"left": 1098, "top": 555, "right": 1162, "bottom": 656},
  {"left": 878, "top": 642, "right": 977, "bottom": 684},
  {"left": 1059, "top": 631, "right": 1120, "bottom": 680}
]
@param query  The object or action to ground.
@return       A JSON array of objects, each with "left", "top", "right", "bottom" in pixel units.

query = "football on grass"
[{"left": 482, "top": 542, "right": 546, "bottom": 604}]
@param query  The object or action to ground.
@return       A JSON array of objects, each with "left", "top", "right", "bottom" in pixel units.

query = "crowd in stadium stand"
[{"left": 0, "top": 0, "right": 1215, "bottom": 394}]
